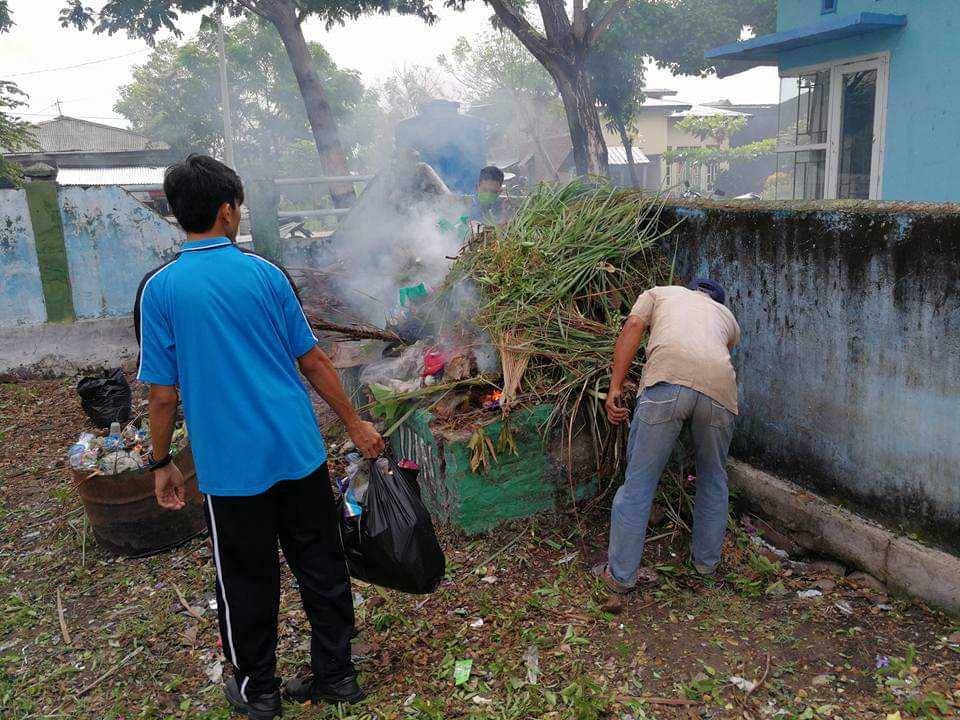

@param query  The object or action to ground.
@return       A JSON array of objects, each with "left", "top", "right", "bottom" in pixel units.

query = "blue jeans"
[{"left": 607, "top": 382, "right": 735, "bottom": 585}]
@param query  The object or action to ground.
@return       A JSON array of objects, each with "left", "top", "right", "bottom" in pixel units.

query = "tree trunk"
[
  {"left": 616, "top": 120, "right": 639, "bottom": 187},
  {"left": 270, "top": 4, "right": 355, "bottom": 208},
  {"left": 551, "top": 62, "right": 608, "bottom": 178},
  {"left": 485, "top": 0, "right": 609, "bottom": 178}
]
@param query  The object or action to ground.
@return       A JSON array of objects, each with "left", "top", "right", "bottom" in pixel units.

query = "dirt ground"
[{"left": 1, "top": 378, "right": 958, "bottom": 720}]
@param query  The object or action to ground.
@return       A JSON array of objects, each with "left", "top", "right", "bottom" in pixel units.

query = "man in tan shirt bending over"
[{"left": 594, "top": 278, "right": 740, "bottom": 592}]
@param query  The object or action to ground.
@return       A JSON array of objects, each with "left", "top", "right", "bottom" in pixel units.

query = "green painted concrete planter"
[{"left": 390, "top": 404, "right": 596, "bottom": 535}]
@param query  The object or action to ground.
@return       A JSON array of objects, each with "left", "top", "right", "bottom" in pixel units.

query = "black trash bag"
[
  {"left": 77, "top": 368, "right": 132, "bottom": 428},
  {"left": 340, "top": 456, "right": 445, "bottom": 594}
]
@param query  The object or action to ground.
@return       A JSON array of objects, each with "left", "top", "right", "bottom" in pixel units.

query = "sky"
[{"left": 1, "top": 0, "right": 780, "bottom": 128}]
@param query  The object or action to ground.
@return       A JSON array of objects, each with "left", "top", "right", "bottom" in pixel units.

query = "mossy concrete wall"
[
  {"left": 0, "top": 185, "right": 183, "bottom": 375},
  {"left": 391, "top": 405, "right": 596, "bottom": 535},
  {"left": 664, "top": 201, "right": 960, "bottom": 551}
]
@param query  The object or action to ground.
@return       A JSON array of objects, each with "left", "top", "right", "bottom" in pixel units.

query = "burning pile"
[
  {"left": 431, "top": 180, "right": 677, "bottom": 475},
  {"left": 319, "top": 180, "right": 677, "bottom": 480}
]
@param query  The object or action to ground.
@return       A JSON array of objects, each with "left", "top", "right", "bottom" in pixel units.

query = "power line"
[
  {"left": 14, "top": 112, "right": 129, "bottom": 121},
  {"left": 6, "top": 49, "right": 150, "bottom": 78}
]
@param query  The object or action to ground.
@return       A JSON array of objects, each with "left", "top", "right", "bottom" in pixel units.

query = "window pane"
[
  {"left": 778, "top": 76, "right": 801, "bottom": 146},
  {"left": 776, "top": 150, "right": 826, "bottom": 200},
  {"left": 778, "top": 71, "right": 830, "bottom": 147},
  {"left": 837, "top": 69, "right": 878, "bottom": 199}
]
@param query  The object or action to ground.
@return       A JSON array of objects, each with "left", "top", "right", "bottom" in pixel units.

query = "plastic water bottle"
[
  {"left": 340, "top": 453, "right": 367, "bottom": 518},
  {"left": 347, "top": 453, "right": 370, "bottom": 502},
  {"left": 104, "top": 422, "right": 123, "bottom": 453}
]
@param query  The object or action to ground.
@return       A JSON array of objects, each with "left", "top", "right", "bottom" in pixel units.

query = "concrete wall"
[
  {"left": 0, "top": 184, "right": 183, "bottom": 330},
  {"left": 665, "top": 201, "right": 960, "bottom": 550},
  {"left": 0, "top": 189, "right": 46, "bottom": 326},
  {"left": 59, "top": 186, "right": 180, "bottom": 319},
  {"left": 0, "top": 184, "right": 183, "bottom": 375},
  {"left": 777, "top": 0, "right": 959, "bottom": 201}
]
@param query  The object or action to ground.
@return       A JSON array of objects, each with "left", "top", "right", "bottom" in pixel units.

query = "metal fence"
[{"left": 274, "top": 174, "right": 373, "bottom": 221}]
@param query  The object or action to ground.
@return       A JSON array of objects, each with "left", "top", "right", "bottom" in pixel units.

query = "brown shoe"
[{"left": 591, "top": 562, "right": 636, "bottom": 594}]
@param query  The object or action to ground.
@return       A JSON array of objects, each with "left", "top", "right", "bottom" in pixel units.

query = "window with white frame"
[{"left": 776, "top": 55, "right": 888, "bottom": 200}]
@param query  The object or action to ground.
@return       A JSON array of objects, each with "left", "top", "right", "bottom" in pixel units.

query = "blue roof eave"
[{"left": 704, "top": 12, "right": 907, "bottom": 63}]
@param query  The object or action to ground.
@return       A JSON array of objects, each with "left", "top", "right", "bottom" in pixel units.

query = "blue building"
[
  {"left": 395, "top": 100, "right": 488, "bottom": 195},
  {"left": 707, "top": 1, "right": 957, "bottom": 202}
]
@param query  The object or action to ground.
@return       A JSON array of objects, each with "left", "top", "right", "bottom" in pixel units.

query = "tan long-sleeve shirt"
[{"left": 630, "top": 286, "right": 741, "bottom": 414}]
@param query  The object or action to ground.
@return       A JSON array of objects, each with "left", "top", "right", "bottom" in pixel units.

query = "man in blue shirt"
[{"left": 136, "top": 155, "right": 383, "bottom": 719}]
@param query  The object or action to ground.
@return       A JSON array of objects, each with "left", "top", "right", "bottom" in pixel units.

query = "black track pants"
[{"left": 202, "top": 464, "right": 355, "bottom": 698}]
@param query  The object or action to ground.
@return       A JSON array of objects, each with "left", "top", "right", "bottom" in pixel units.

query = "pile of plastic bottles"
[{"left": 67, "top": 419, "right": 188, "bottom": 476}]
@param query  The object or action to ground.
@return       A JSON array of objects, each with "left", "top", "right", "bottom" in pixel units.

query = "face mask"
[{"left": 477, "top": 191, "right": 500, "bottom": 206}]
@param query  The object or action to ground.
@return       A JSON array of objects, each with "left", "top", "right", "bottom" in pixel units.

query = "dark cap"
[{"left": 688, "top": 277, "right": 726, "bottom": 305}]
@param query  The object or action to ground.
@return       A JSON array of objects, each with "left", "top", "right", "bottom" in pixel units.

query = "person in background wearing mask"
[
  {"left": 470, "top": 165, "right": 505, "bottom": 225},
  {"left": 136, "top": 154, "right": 384, "bottom": 719},
  {"left": 594, "top": 279, "right": 741, "bottom": 593}
]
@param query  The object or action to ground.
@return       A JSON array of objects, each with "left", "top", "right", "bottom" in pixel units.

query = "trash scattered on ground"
[
  {"left": 469, "top": 618, "right": 484, "bottom": 628},
  {"left": 453, "top": 658, "right": 473, "bottom": 686},
  {"left": 204, "top": 658, "right": 223, "bottom": 684},
  {"left": 523, "top": 644, "right": 540, "bottom": 685},
  {"left": 729, "top": 675, "right": 758, "bottom": 692},
  {"left": 797, "top": 589, "right": 823, "bottom": 599},
  {"left": 835, "top": 600, "right": 854, "bottom": 615}
]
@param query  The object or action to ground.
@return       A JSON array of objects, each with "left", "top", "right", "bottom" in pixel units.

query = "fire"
[{"left": 482, "top": 389, "right": 503, "bottom": 409}]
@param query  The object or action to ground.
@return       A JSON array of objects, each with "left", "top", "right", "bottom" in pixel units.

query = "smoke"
[{"left": 323, "top": 154, "right": 470, "bottom": 325}]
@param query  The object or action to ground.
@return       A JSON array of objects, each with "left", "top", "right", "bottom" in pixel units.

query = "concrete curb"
[
  {"left": 0, "top": 316, "right": 137, "bottom": 377},
  {"left": 728, "top": 459, "right": 960, "bottom": 615}
]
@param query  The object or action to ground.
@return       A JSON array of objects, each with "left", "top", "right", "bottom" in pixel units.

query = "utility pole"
[{"left": 216, "top": 13, "right": 236, "bottom": 169}]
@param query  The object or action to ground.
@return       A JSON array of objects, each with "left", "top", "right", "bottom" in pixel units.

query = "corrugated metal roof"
[
  {"left": 27, "top": 116, "right": 167, "bottom": 154},
  {"left": 57, "top": 166, "right": 167, "bottom": 187},
  {"left": 670, "top": 104, "right": 751, "bottom": 118},
  {"left": 607, "top": 146, "right": 650, "bottom": 166},
  {"left": 639, "top": 96, "right": 693, "bottom": 110}
]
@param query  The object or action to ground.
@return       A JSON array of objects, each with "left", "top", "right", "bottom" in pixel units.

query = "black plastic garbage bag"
[
  {"left": 340, "top": 456, "right": 445, "bottom": 594},
  {"left": 77, "top": 368, "right": 132, "bottom": 428}
]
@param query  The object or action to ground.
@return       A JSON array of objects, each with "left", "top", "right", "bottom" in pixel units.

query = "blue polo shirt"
[{"left": 134, "top": 237, "right": 326, "bottom": 496}]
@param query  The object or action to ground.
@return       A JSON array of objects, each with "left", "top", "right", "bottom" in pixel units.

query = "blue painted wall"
[
  {"left": 667, "top": 201, "right": 960, "bottom": 550},
  {"left": 59, "top": 186, "right": 182, "bottom": 319},
  {"left": 0, "top": 189, "right": 47, "bottom": 326},
  {"left": 776, "top": 0, "right": 960, "bottom": 201},
  {"left": 0, "top": 186, "right": 183, "bottom": 328}
]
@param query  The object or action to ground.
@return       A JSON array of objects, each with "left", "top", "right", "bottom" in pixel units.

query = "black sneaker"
[
  {"left": 224, "top": 675, "right": 282, "bottom": 719},
  {"left": 284, "top": 674, "right": 365, "bottom": 705}
]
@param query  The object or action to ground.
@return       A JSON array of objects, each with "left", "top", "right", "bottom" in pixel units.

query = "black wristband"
[{"left": 149, "top": 454, "right": 173, "bottom": 471}]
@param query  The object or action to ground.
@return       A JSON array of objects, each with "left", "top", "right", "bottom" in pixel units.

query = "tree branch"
[
  {"left": 586, "top": 0, "right": 632, "bottom": 46},
  {"left": 235, "top": 0, "right": 266, "bottom": 19},
  {"left": 573, "top": 0, "right": 586, "bottom": 40},
  {"left": 486, "top": 0, "right": 555, "bottom": 64},
  {"left": 537, "top": 0, "right": 571, "bottom": 43}
]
